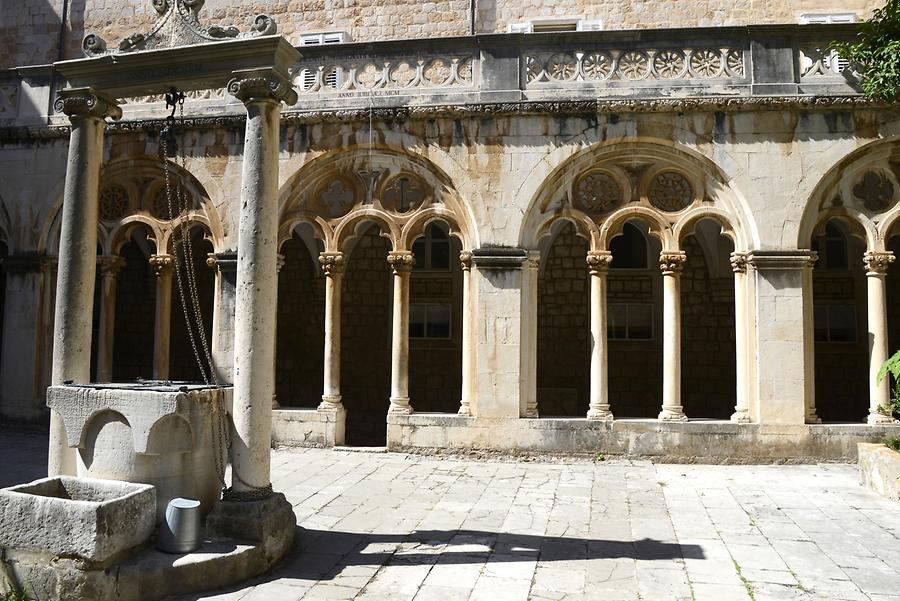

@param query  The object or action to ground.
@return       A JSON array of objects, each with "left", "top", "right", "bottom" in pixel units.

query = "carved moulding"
[{"left": 82, "top": 0, "right": 277, "bottom": 57}]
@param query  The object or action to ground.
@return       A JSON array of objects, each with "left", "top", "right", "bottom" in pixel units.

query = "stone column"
[
  {"left": 272, "top": 253, "right": 285, "bottom": 409},
  {"left": 94, "top": 256, "right": 126, "bottom": 383},
  {"left": 387, "top": 250, "right": 415, "bottom": 414},
  {"left": 49, "top": 89, "right": 121, "bottom": 476},
  {"left": 318, "top": 252, "right": 344, "bottom": 412},
  {"left": 659, "top": 251, "right": 687, "bottom": 421},
  {"left": 587, "top": 251, "right": 614, "bottom": 420},
  {"left": 459, "top": 251, "right": 475, "bottom": 416},
  {"left": 227, "top": 71, "right": 297, "bottom": 496},
  {"left": 730, "top": 252, "right": 751, "bottom": 423},
  {"left": 522, "top": 252, "right": 540, "bottom": 418},
  {"left": 208, "top": 252, "right": 237, "bottom": 384},
  {"left": 864, "top": 251, "right": 896, "bottom": 424},
  {"left": 149, "top": 254, "right": 174, "bottom": 381}
]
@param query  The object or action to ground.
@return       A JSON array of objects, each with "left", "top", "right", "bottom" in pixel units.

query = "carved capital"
[
  {"left": 863, "top": 251, "right": 895, "bottom": 276},
  {"left": 387, "top": 251, "right": 415, "bottom": 274},
  {"left": 149, "top": 254, "right": 175, "bottom": 276},
  {"left": 227, "top": 70, "right": 298, "bottom": 105},
  {"left": 54, "top": 88, "right": 122, "bottom": 121},
  {"left": 98, "top": 255, "right": 127, "bottom": 278},
  {"left": 459, "top": 250, "right": 473, "bottom": 272},
  {"left": 586, "top": 251, "right": 613, "bottom": 275},
  {"left": 206, "top": 251, "right": 237, "bottom": 273},
  {"left": 729, "top": 252, "right": 749, "bottom": 274},
  {"left": 659, "top": 251, "right": 687, "bottom": 275},
  {"left": 319, "top": 252, "right": 345, "bottom": 276}
]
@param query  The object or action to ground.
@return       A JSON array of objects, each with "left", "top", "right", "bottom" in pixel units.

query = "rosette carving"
[
  {"left": 575, "top": 171, "right": 621, "bottom": 214},
  {"left": 99, "top": 185, "right": 129, "bottom": 221}
]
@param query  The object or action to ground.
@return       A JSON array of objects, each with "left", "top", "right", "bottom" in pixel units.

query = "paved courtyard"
[{"left": 2, "top": 430, "right": 900, "bottom": 601}]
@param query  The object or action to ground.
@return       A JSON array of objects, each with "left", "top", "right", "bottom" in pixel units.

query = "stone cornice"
[
  {"left": 0, "top": 95, "right": 892, "bottom": 142},
  {"left": 747, "top": 250, "right": 818, "bottom": 270},
  {"left": 471, "top": 247, "right": 528, "bottom": 270}
]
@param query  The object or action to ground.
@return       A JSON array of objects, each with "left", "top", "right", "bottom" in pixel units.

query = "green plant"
[
  {"left": 876, "top": 350, "right": 900, "bottom": 418},
  {"left": 594, "top": 452, "right": 605, "bottom": 462},
  {"left": 884, "top": 437, "right": 900, "bottom": 452},
  {"left": 3, "top": 589, "right": 28, "bottom": 601},
  {"left": 832, "top": 0, "right": 900, "bottom": 103}
]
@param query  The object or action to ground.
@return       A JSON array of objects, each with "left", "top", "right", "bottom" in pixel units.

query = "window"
[
  {"left": 410, "top": 303, "right": 451, "bottom": 339},
  {"left": 608, "top": 303, "right": 653, "bottom": 340},
  {"left": 507, "top": 18, "right": 602, "bottom": 33},
  {"left": 412, "top": 225, "right": 450, "bottom": 271},
  {"left": 610, "top": 223, "right": 648, "bottom": 269},
  {"left": 799, "top": 13, "right": 857, "bottom": 24},
  {"left": 814, "top": 305, "right": 856, "bottom": 342},
  {"left": 296, "top": 32, "right": 349, "bottom": 91},
  {"left": 812, "top": 222, "right": 848, "bottom": 270},
  {"left": 298, "top": 32, "right": 349, "bottom": 45}
]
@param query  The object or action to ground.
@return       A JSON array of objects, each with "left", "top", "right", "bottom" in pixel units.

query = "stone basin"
[{"left": 0, "top": 476, "right": 155, "bottom": 563}]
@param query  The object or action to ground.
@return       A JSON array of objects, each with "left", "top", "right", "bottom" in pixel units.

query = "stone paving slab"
[{"left": 1, "top": 430, "right": 899, "bottom": 600}]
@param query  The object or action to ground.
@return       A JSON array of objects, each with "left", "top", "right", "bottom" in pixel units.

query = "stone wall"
[
  {"left": 112, "top": 238, "right": 156, "bottom": 382},
  {"left": 1, "top": 0, "right": 885, "bottom": 69},
  {"left": 276, "top": 235, "right": 325, "bottom": 408}
]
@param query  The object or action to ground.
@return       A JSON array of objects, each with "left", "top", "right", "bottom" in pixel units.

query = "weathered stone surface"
[
  {"left": 858, "top": 442, "right": 900, "bottom": 501},
  {"left": 0, "top": 476, "right": 155, "bottom": 563}
]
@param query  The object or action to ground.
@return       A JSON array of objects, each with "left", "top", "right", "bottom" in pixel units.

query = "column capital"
[
  {"left": 863, "top": 250, "right": 895, "bottom": 276},
  {"left": 729, "top": 251, "right": 749, "bottom": 273},
  {"left": 659, "top": 251, "right": 687, "bottom": 275},
  {"left": 149, "top": 253, "right": 174, "bottom": 276},
  {"left": 54, "top": 88, "right": 122, "bottom": 120},
  {"left": 459, "top": 250, "right": 473, "bottom": 272},
  {"left": 586, "top": 251, "right": 613, "bottom": 275},
  {"left": 319, "top": 252, "right": 345, "bottom": 276},
  {"left": 227, "top": 69, "right": 298, "bottom": 105},
  {"left": 206, "top": 251, "right": 238, "bottom": 273},
  {"left": 387, "top": 251, "right": 415, "bottom": 274},
  {"left": 97, "top": 255, "right": 127, "bottom": 277}
]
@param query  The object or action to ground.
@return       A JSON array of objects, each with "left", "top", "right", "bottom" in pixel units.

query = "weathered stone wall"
[
  {"left": 276, "top": 235, "right": 325, "bottom": 408},
  {"left": 112, "top": 238, "right": 156, "bottom": 382}
]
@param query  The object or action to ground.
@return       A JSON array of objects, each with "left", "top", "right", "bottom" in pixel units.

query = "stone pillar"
[
  {"left": 522, "top": 252, "right": 540, "bottom": 418},
  {"left": 149, "top": 254, "right": 174, "bottom": 381},
  {"left": 459, "top": 251, "right": 475, "bottom": 416},
  {"left": 586, "top": 251, "right": 613, "bottom": 420},
  {"left": 49, "top": 88, "right": 120, "bottom": 476},
  {"left": 864, "top": 251, "right": 896, "bottom": 424},
  {"left": 272, "top": 253, "right": 285, "bottom": 409},
  {"left": 659, "top": 251, "right": 687, "bottom": 421},
  {"left": 730, "top": 252, "right": 751, "bottom": 423},
  {"left": 387, "top": 250, "right": 415, "bottom": 414},
  {"left": 94, "top": 256, "right": 126, "bottom": 383},
  {"left": 227, "top": 71, "right": 297, "bottom": 496},
  {"left": 746, "top": 251, "right": 818, "bottom": 425},
  {"left": 318, "top": 252, "right": 344, "bottom": 412},
  {"left": 208, "top": 252, "right": 237, "bottom": 384}
]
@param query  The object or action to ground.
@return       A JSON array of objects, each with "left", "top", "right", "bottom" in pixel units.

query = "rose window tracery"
[
  {"left": 151, "top": 182, "right": 192, "bottom": 220},
  {"left": 382, "top": 175, "right": 427, "bottom": 214},
  {"left": 617, "top": 51, "right": 650, "bottom": 80},
  {"left": 318, "top": 178, "right": 357, "bottom": 218},
  {"left": 653, "top": 50, "right": 687, "bottom": 79},
  {"left": 648, "top": 171, "right": 693, "bottom": 212},
  {"left": 575, "top": 171, "right": 621, "bottom": 214},
  {"left": 389, "top": 62, "right": 416, "bottom": 87},
  {"left": 690, "top": 49, "right": 723, "bottom": 77},
  {"left": 853, "top": 170, "right": 895, "bottom": 212},
  {"left": 99, "top": 185, "right": 129, "bottom": 221}
]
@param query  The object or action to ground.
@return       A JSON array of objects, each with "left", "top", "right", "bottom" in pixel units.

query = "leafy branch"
[
  {"left": 876, "top": 349, "right": 900, "bottom": 417},
  {"left": 832, "top": 0, "right": 900, "bottom": 103}
]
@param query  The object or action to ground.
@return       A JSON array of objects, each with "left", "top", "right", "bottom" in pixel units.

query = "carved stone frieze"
[
  {"left": 863, "top": 251, "right": 895, "bottom": 276},
  {"left": 586, "top": 251, "right": 613, "bottom": 275},
  {"left": 387, "top": 251, "right": 416, "bottom": 273},
  {"left": 295, "top": 55, "right": 475, "bottom": 95},
  {"left": 82, "top": 0, "right": 277, "bottom": 57},
  {"left": 228, "top": 71, "right": 299, "bottom": 105},
  {"left": 659, "top": 251, "right": 687, "bottom": 275},
  {"left": 319, "top": 252, "right": 345, "bottom": 276},
  {"left": 53, "top": 89, "right": 122, "bottom": 121}
]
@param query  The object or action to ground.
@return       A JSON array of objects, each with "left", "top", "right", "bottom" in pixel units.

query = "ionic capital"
[
  {"left": 659, "top": 251, "right": 687, "bottom": 275},
  {"left": 98, "top": 255, "right": 127, "bottom": 278},
  {"left": 149, "top": 254, "right": 175, "bottom": 276},
  {"left": 459, "top": 251, "right": 473, "bottom": 272},
  {"left": 387, "top": 251, "right": 416, "bottom": 274},
  {"left": 319, "top": 252, "right": 345, "bottom": 276},
  {"left": 586, "top": 251, "right": 613, "bottom": 275},
  {"left": 863, "top": 251, "right": 895, "bottom": 276},
  {"left": 227, "top": 69, "right": 298, "bottom": 105},
  {"left": 729, "top": 252, "right": 749, "bottom": 274},
  {"left": 54, "top": 88, "right": 122, "bottom": 121}
]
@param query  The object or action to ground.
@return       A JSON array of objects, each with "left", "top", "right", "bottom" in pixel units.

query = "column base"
[
  {"left": 525, "top": 408, "right": 539, "bottom": 418},
  {"left": 867, "top": 411, "right": 899, "bottom": 425},
  {"left": 730, "top": 410, "right": 750, "bottom": 423},
  {"left": 457, "top": 403, "right": 471, "bottom": 416},
  {"left": 658, "top": 407, "right": 688, "bottom": 422},
  {"left": 318, "top": 395, "right": 344, "bottom": 412},
  {"left": 206, "top": 491, "right": 295, "bottom": 558},
  {"left": 587, "top": 407, "right": 614, "bottom": 421},
  {"left": 271, "top": 394, "right": 280, "bottom": 409},
  {"left": 805, "top": 413, "right": 822, "bottom": 424},
  {"left": 388, "top": 397, "right": 413, "bottom": 414}
]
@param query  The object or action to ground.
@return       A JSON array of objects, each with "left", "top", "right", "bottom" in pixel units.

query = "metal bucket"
[{"left": 156, "top": 497, "right": 202, "bottom": 554}]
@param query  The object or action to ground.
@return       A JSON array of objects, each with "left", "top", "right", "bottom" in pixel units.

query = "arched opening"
[
  {"left": 169, "top": 226, "right": 215, "bottom": 382},
  {"left": 90, "top": 244, "right": 102, "bottom": 382},
  {"left": 342, "top": 223, "right": 392, "bottom": 445},
  {"left": 537, "top": 221, "right": 590, "bottom": 416},
  {"left": 608, "top": 220, "right": 662, "bottom": 418},
  {"left": 812, "top": 219, "right": 868, "bottom": 422},
  {"left": 276, "top": 226, "right": 325, "bottom": 407},
  {"left": 680, "top": 219, "right": 736, "bottom": 419},
  {"left": 112, "top": 226, "right": 156, "bottom": 382},
  {"left": 885, "top": 232, "right": 900, "bottom": 414},
  {"left": 409, "top": 222, "right": 463, "bottom": 413}
]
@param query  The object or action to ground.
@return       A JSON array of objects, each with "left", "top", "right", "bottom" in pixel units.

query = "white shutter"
[
  {"left": 507, "top": 22, "right": 533, "bottom": 33},
  {"left": 576, "top": 19, "right": 603, "bottom": 31},
  {"left": 800, "top": 13, "right": 857, "bottom": 24}
]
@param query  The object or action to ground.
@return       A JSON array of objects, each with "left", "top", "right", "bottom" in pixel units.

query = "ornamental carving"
[
  {"left": 689, "top": 49, "right": 723, "bottom": 78},
  {"left": 853, "top": 171, "right": 895, "bottom": 212},
  {"left": 387, "top": 251, "right": 416, "bottom": 273},
  {"left": 654, "top": 50, "right": 687, "bottom": 79},
  {"left": 54, "top": 90, "right": 122, "bottom": 120},
  {"left": 618, "top": 51, "right": 650, "bottom": 80},
  {"left": 319, "top": 252, "right": 345, "bottom": 276},
  {"left": 424, "top": 59, "right": 452, "bottom": 86},
  {"left": 149, "top": 254, "right": 175, "bottom": 276},
  {"left": 82, "top": 0, "right": 277, "bottom": 57},
  {"left": 382, "top": 175, "right": 427, "bottom": 214},
  {"left": 648, "top": 171, "right": 693, "bottom": 212},
  {"left": 99, "top": 185, "right": 129, "bottom": 221},
  {"left": 659, "top": 252, "right": 687, "bottom": 274},
  {"left": 389, "top": 62, "right": 417, "bottom": 87},
  {"left": 357, "top": 63, "right": 383, "bottom": 89},
  {"left": 863, "top": 251, "right": 895, "bottom": 275},
  {"left": 729, "top": 252, "right": 748, "bottom": 273},
  {"left": 151, "top": 182, "right": 192, "bottom": 220},
  {"left": 575, "top": 171, "right": 621, "bottom": 214},
  {"left": 296, "top": 55, "right": 475, "bottom": 95},
  {"left": 582, "top": 52, "right": 614, "bottom": 80},
  {"left": 586, "top": 251, "right": 613, "bottom": 274},
  {"left": 227, "top": 72, "right": 298, "bottom": 105},
  {"left": 317, "top": 178, "right": 356, "bottom": 218},
  {"left": 459, "top": 251, "right": 473, "bottom": 271},
  {"left": 547, "top": 53, "right": 578, "bottom": 81}
]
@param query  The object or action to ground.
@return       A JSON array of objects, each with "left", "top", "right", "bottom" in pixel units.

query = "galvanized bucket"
[{"left": 156, "top": 497, "right": 202, "bottom": 554}]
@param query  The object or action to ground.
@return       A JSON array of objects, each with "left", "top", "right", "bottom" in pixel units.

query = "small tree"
[
  {"left": 876, "top": 350, "right": 900, "bottom": 417},
  {"left": 832, "top": 0, "right": 900, "bottom": 103}
]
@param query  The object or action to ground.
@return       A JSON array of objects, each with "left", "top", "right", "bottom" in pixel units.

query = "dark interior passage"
[
  {"left": 112, "top": 227, "right": 156, "bottom": 382},
  {"left": 169, "top": 228, "right": 215, "bottom": 382}
]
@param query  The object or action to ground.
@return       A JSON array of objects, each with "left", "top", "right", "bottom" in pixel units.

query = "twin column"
[{"left": 864, "top": 251, "right": 896, "bottom": 424}]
